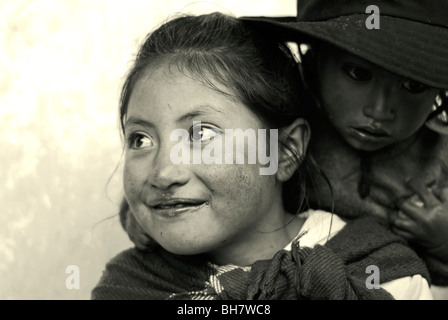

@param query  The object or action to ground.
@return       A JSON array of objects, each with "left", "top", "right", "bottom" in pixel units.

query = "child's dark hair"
[{"left": 118, "top": 12, "right": 319, "bottom": 223}]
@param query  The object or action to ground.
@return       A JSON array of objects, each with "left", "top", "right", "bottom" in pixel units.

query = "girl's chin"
[{"left": 158, "top": 241, "right": 210, "bottom": 256}]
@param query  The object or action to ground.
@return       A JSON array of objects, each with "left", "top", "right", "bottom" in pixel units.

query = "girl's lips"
[{"left": 150, "top": 199, "right": 208, "bottom": 218}]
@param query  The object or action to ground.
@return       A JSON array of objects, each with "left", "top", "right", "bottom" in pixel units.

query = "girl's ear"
[{"left": 276, "top": 118, "right": 310, "bottom": 182}]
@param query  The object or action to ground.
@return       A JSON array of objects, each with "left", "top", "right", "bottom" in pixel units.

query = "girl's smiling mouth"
[{"left": 150, "top": 198, "right": 208, "bottom": 218}]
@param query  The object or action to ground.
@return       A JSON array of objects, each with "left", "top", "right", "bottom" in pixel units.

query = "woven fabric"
[{"left": 91, "top": 216, "right": 429, "bottom": 300}]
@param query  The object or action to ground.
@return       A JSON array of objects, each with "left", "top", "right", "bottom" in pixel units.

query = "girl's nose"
[
  {"left": 150, "top": 145, "right": 190, "bottom": 190},
  {"left": 363, "top": 86, "right": 395, "bottom": 122}
]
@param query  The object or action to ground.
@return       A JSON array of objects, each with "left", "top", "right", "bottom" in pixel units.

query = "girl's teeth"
[{"left": 158, "top": 203, "right": 194, "bottom": 209}]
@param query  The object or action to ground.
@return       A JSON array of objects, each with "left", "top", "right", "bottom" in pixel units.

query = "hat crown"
[{"left": 297, "top": 0, "right": 448, "bottom": 28}]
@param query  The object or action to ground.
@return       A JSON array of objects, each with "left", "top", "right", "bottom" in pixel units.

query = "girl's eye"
[
  {"left": 189, "top": 124, "right": 221, "bottom": 142},
  {"left": 343, "top": 65, "right": 372, "bottom": 81},
  {"left": 127, "top": 133, "right": 154, "bottom": 149},
  {"left": 402, "top": 80, "right": 430, "bottom": 94}
]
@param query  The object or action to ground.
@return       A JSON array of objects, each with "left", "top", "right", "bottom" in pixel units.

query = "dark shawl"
[{"left": 91, "top": 217, "right": 430, "bottom": 300}]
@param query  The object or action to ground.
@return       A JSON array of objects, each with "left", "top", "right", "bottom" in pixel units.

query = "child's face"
[
  {"left": 317, "top": 45, "right": 438, "bottom": 151},
  {"left": 122, "top": 64, "right": 285, "bottom": 258}
]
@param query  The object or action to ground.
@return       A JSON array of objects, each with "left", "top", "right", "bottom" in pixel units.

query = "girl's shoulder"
[
  {"left": 295, "top": 209, "right": 346, "bottom": 248},
  {"left": 91, "top": 247, "right": 210, "bottom": 300}
]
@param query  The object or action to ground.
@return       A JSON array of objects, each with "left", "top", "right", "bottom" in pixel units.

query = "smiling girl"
[
  {"left": 92, "top": 12, "right": 431, "bottom": 300},
  {"left": 122, "top": 63, "right": 297, "bottom": 264}
]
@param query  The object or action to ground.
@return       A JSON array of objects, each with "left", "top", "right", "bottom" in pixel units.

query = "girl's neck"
[{"left": 207, "top": 212, "right": 307, "bottom": 267}]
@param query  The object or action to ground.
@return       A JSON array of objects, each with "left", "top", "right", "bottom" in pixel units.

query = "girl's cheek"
[
  {"left": 123, "top": 164, "right": 143, "bottom": 203},
  {"left": 202, "top": 163, "right": 264, "bottom": 203}
]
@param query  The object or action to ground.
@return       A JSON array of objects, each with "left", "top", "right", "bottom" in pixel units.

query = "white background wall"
[{"left": 0, "top": 0, "right": 295, "bottom": 300}]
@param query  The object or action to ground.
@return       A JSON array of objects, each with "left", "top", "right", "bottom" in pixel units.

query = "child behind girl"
[
  {"left": 92, "top": 12, "right": 431, "bottom": 300},
  {"left": 244, "top": 0, "right": 448, "bottom": 288}
]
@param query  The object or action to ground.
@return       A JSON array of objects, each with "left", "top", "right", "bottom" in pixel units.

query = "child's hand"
[
  {"left": 126, "top": 209, "right": 156, "bottom": 251},
  {"left": 119, "top": 199, "right": 156, "bottom": 251},
  {"left": 391, "top": 186, "right": 448, "bottom": 261}
]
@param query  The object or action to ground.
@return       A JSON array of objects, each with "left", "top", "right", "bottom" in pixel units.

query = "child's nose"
[
  {"left": 363, "top": 86, "right": 395, "bottom": 122},
  {"left": 150, "top": 146, "right": 190, "bottom": 190}
]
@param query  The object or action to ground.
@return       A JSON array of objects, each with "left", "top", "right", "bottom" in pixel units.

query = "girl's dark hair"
[{"left": 119, "top": 12, "right": 318, "bottom": 219}]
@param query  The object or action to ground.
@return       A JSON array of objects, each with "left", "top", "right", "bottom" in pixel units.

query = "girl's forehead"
[
  {"left": 136, "top": 62, "right": 229, "bottom": 96},
  {"left": 126, "top": 64, "right": 263, "bottom": 127}
]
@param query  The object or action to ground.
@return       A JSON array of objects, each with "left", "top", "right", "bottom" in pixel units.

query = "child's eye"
[
  {"left": 343, "top": 65, "right": 372, "bottom": 81},
  {"left": 126, "top": 133, "right": 154, "bottom": 149},
  {"left": 402, "top": 80, "right": 430, "bottom": 94},
  {"left": 189, "top": 124, "right": 221, "bottom": 142}
]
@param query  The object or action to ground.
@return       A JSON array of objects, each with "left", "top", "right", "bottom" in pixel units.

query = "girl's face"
[
  {"left": 123, "top": 64, "right": 287, "bottom": 260},
  {"left": 317, "top": 45, "right": 438, "bottom": 151}
]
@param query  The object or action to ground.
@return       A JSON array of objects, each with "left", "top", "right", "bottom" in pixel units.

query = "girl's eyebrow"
[
  {"left": 124, "top": 116, "right": 154, "bottom": 129},
  {"left": 176, "top": 104, "right": 223, "bottom": 123},
  {"left": 124, "top": 104, "right": 223, "bottom": 128}
]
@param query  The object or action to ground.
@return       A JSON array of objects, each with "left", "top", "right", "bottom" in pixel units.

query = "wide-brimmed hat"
[{"left": 243, "top": 0, "right": 448, "bottom": 89}]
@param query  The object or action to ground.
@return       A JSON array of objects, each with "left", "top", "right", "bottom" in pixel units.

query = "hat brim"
[{"left": 243, "top": 15, "right": 448, "bottom": 89}]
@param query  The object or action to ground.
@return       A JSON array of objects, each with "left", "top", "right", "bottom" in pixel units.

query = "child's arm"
[{"left": 391, "top": 185, "right": 448, "bottom": 284}]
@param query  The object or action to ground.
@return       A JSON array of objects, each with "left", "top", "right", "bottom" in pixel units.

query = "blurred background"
[{"left": 0, "top": 0, "right": 295, "bottom": 300}]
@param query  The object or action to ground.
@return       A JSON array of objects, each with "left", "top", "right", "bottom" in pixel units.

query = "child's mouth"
[
  {"left": 352, "top": 126, "right": 390, "bottom": 139},
  {"left": 356, "top": 128, "right": 388, "bottom": 137}
]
